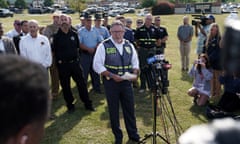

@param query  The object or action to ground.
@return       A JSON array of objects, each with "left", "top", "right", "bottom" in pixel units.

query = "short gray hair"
[
  {"left": 28, "top": 19, "right": 39, "bottom": 27},
  {"left": 110, "top": 20, "right": 125, "bottom": 29}
]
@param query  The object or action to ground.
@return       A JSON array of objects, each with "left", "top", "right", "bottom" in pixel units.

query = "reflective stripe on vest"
[{"left": 103, "top": 39, "right": 133, "bottom": 76}]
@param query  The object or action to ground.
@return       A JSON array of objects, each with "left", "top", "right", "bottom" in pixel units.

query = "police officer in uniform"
[
  {"left": 43, "top": 11, "right": 61, "bottom": 99},
  {"left": 154, "top": 16, "right": 168, "bottom": 54},
  {"left": 135, "top": 13, "right": 161, "bottom": 93},
  {"left": 93, "top": 20, "right": 140, "bottom": 144},
  {"left": 53, "top": 14, "right": 94, "bottom": 113}
]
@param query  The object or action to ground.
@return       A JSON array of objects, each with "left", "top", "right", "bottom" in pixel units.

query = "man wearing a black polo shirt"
[
  {"left": 53, "top": 14, "right": 94, "bottom": 113},
  {"left": 154, "top": 16, "right": 168, "bottom": 54},
  {"left": 135, "top": 14, "right": 161, "bottom": 93}
]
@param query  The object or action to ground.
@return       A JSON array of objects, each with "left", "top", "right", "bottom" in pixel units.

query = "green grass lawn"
[{"left": 0, "top": 11, "right": 233, "bottom": 143}]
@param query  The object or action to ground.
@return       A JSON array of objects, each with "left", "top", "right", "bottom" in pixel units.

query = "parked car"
[
  {"left": 9, "top": 6, "right": 23, "bottom": 14},
  {"left": 0, "top": 9, "right": 14, "bottom": 17},
  {"left": 125, "top": 8, "right": 135, "bottom": 13},
  {"left": 136, "top": 9, "right": 149, "bottom": 16},
  {"left": 58, "top": 7, "right": 75, "bottom": 14},
  {"left": 28, "top": 7, "right": 44, "bottom": 14},
  {"left": 222, "top": 7, "right": 238, "bottom": 13},
  {"left": 108, "top": 10, "right": 121, "bottom": 17}
]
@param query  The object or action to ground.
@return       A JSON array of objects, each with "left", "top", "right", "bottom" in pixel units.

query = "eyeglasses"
[
  {"left": 111, "top": 31, "right": 124, "bottom": 33},
  {"left": 137, "top": 22, "right": 143, "bottom": 24},
  {"left": 155, "top": 19, "right": 161, "bottom": 21},
  {"left": 15, "top": 23, "right": 21, "bottom": 26}
]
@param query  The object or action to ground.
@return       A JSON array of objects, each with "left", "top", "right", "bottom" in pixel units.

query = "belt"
[
  {"left": 142, "top": 47, "right": 161, "bottom": 51},
  {"left": 57, "top": 58, "right": 80, "bottom": 64}
]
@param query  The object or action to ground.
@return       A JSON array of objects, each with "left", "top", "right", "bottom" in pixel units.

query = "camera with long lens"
[
  {"left": 147, "top": 54, "right": 171, "bottom": 94},
  {"left": 192, "top": 15, "right": 208, "bottom": 26}
]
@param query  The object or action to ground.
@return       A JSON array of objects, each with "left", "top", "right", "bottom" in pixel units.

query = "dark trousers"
[
  {"left": 218, "top": 92, "right": 240, "bottom": 112},
  {"left": 103, "top": 78, "right": 139, "bottom": 143},
  {"left": 139, "top": 48, "right": 155, "bottom": 90},
  {"left": 80, "top": 53, "right": 101, "bottom": 91},
  {"left": 57, "top": 61, "right": 92, "bottom": 109}
]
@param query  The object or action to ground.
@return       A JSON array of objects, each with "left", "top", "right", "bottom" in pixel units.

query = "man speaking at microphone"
[{"left": 93, "top": 20, "right": 140, "bottom": 144}]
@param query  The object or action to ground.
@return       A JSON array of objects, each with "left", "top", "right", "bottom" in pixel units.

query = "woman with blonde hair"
[{"left": 204, "top": 23, "right": 222, "bottom": 98}]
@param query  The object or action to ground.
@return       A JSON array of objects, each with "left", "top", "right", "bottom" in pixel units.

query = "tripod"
[{"left": 139, "top": 64, "right": 182, "bottom": 144}]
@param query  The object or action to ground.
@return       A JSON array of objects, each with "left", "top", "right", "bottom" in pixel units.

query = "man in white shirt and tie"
[
  {"left": 5, "top": 20, "right": 22, "bottom": 38},
  {"left": 19, "top": 20, "right": 52, "bottom": 68}
]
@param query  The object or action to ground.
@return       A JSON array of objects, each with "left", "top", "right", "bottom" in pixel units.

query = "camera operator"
[
  {"left": 135, "top": 13, "right": 161, "bottom": 93},
  {"left": 195, "top": 14, "right": 215, "bottom": 55}
]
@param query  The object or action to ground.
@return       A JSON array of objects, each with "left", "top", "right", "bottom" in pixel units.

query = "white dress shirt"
[
  {"left": 5, "top": 29, "right": 20, "bottom": 38},
  {"left": 0, "top": 39, "right": 5, "bottom": 52},
  {"left": 93, "top": 36, "right": 139, "bottom": 75},
  {"left": 19, "top": 34, "right": 52, "bottom": 68}
]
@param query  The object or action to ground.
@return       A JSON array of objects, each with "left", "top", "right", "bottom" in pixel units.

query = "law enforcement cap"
[
  {"left": 83, "top": 12, "right": 93, "bottom": 20},
  {"left": 94, "top": 13, "right": 104, "bottom": 20}
]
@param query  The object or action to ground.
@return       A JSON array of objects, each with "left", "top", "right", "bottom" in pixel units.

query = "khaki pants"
[
  {"left": 211, "top": 70, "right": 222, "bottom": 97},
  {"left": 179, "top": 41, "right": 191, "bottom": 70},
  {"left": 50, "top": 56, "right": 60, "bottom": 97}
]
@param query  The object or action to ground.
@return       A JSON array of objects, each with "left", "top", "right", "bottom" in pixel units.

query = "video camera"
[
  {"left": 146, "top": 54, "right": 171, "bottom": 94},
  {"left": 192, "top": 14, "right": 208, "bottom": 26}
]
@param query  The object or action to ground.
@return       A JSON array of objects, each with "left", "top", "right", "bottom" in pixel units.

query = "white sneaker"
[{"left": 138, "top": 89, "right": 145, "bottom": 93}]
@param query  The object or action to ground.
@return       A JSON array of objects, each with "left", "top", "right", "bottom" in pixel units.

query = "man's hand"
[
  {"left": 88, "top": 48, "right": 95, "bottom": 54},
  {"left": 128, "top": 75, "right": 138, "bottom": 82},
  {"left": 112, "top": 74, "right": 124, "bottom": 82}
]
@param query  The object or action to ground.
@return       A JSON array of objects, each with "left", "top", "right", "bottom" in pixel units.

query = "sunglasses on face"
[
  {"left": 15, "top": 23, "right": 21, "bottom": 26},
  {"left": 137, "top": 22, "right": 143, "bottom": 24}
]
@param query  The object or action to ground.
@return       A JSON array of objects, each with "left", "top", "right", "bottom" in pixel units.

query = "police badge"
[
  {"left": 151, "top": 28, "right": 155, "bottom": 32},
  {"left": 125, "top": 46, "right": 131, "bottom": 54}
]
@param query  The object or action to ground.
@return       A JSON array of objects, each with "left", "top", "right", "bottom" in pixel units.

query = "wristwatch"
[{"left": 106, "top": 72, "right": 113, "bottom": 80}]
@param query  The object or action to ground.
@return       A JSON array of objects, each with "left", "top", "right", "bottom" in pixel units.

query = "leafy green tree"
[
  {"left": 141, "top": 0, "right": 156, "bottom": 8},
  {"left": 67, "top": 0, "right": 86, "bottom": 14},
  {"left": 15, "top": 0, "right": 27, "bottom": 9},
  {"left": 0, "top": 0, "right": 8, "bottom": 8},
  {"left": 44, "top": 0, "right": 54, "bottom": 6}
]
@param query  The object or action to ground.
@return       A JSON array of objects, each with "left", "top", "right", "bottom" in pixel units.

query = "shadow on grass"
[
  {"left": 134, "top": 90, "right": 152, "bottom": 126},
  {"left": 189, "top": 104, "right": 208, "bottom": 123},
  {"left": 181, "top": 71, "right": 193, "bottom": 83},
  {"left": 42, "top": 85, "right": 105, "bottom": 144}
]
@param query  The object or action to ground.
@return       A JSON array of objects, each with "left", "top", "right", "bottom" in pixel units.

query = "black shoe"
[
  {"left": 67, "top": 104, "right": 75, "bottom": 114},
  {"left": 127, "top": 139, "right": 140, "bottom": 144},
  {"left": 94, "top": 90, "right": 102, "bottom": 94},
  {"left": 192, "top": 97, "right": 197, "bottom": 105},
  {"left": 85, "top": 106, "right": 95, "bottom": 111},
  {"left": 67, "top": 107, "right": 75, "bottom": 114}
]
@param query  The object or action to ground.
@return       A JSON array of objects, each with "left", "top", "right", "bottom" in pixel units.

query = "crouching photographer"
[{"left": 187, "top": 54, "right": 213, "bottom": 106}]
